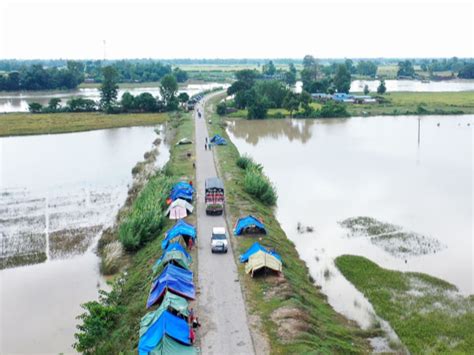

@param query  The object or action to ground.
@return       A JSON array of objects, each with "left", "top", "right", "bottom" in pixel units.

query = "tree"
[
  {"left": 28, "top": 102, "right": 43, "bottom": 113},
  {"left": 134, "top": 93, "right": 157, "bottom": 112},
  {"left": 301, "top": 55, "right": 319, "bottom": 91},
  {"left": 377, "top": 79, "right": 387, "bottom": 94},
  {"left": 284, "top": 63, "right": 297, "bottom": 86},
  {"left": 216, "top": 102, "right": 227, "bottom": 116},
  {"left": 363, "top": 85, "right": 370, "bottom": 95},
  {"left": 247, "top": 97, "right": 268, "bottom": 119},
  {"left": 254, "top": 80, "right": 288, "bottom": 108},
  {"left": 299, "top": 91, "right": 313, "bottom": 115},
  {"left": 262, "top": 60, "right": 276, "bottom": 76},
  {"left": 178, "top": 92, "right": 189, "bottom": 104},
  {"left": 120, "top": 92, "right": 135, "bottom": 111},
  {"left": 345, "top": 59, "right": 356, "bottom": 74},
  {"left": 48, "top": 98, "right": 61, "bottom": 111},
  {"left": 458, "top": 63, "right": 474, "bottom": 79},
  {"left": 334, "top": 64, "right": 351, "bottom": 93},
  {"left": 356, "top": 61, "right": 378, "bottom": 77},
  {"left": 160, "top": 74, "right": 178, "bottom": 110},
  {"left": 100, "top": 66, "right": 119, "bottom": 111},
  {"left": 397, "top": 60, "right": 415, "bottom": 78},
  {"left": 282, "top": 92, "right": 300, "bottom": 117},
  {"left": 173, "top": 67, "right": 188, "bottom": 83}
]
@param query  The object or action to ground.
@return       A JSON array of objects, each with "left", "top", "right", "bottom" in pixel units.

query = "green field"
[
  {"left": 0, "top": 112, "right": 168, "bottom": 137},
  {"left": 205, "top": 93, "right": 374, "bottom": 354},
  {"left": 336, "top": 255, "right": 474, "bottom": 354}
]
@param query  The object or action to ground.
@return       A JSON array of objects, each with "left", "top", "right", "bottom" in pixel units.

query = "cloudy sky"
[{"left": 0, "top": 0, "right": 473, "bottom": 59}]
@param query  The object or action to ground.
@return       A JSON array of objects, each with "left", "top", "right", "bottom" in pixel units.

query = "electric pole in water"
[
  {"left": 103, "top": 40, "right": 107, "bottom": 61},
  {"left": 417, "top": 117, "right": 421, "bottom": 145}
]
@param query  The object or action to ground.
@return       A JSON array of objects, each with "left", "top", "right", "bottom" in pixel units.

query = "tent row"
[
  {"left": 169, "top": 182, "right": 194, "bottom": 203},
  {"left": 210, "top": 134, "right": 227, "bottom": 146}
]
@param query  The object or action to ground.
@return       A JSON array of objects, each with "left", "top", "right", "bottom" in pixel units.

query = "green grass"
[
  {"left": 74, "top": 111, "right": 196, "bottom": 353},
  {"left": 0, "top": 112, "right": 168, "bottom": 137},
  {"left": 205, "top": 93, "right": 372, "bottom": 354},
  {"left": 228, "top": 103, "right": 322, "bottom": 119},
  {"left": 336, "top": 255, "right": 474, "bottom": 354}
]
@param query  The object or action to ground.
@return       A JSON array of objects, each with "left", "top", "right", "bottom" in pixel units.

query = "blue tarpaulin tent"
[
  {"left": 147, "top": 265, "right": 195, "bottom": 308},
  {"left": 162, "top": 220, "right": 196, "bottom": 250},
  {"left": 138, "top": 310, "right": 191, "bottom": 354},
  {"left": 239, "top": 242, "right": 282, "bottom": 263},
  {"left": 210, "top": 134, "right": 227, "bottom": 145},
  {"left": 153, "top": 243, "right": 192, "bottom": 272},
  {"left": 170, "top": 182, "right": 194, "bottom": 202},
  {"left": 233, "top": 215, "right": 267, "bottom": 236}
]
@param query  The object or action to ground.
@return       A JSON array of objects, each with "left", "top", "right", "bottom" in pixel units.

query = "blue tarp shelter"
[
  {"left": 153, "top": 243, "right": 192, "bottom": 272},
  {"left": 170, "top": 182, "right": 194, "bottom": 202},
  {"left": 138, "top": 310, "right": 191, "bottom": 354},
  {"left": 239, "top": 242, "right": 282, "bottom": 263},
  {"left": 210, "top": 134, "right": 227, "bottom": 145},
  {"left": 147, "top": 264, "right": 195, "bottom": 308},
  {"left": 162, "top": 220, "right": 196, "bottom": 250},
  {"left": 234, "top": 215, "right": 267, "bottom": 236}
]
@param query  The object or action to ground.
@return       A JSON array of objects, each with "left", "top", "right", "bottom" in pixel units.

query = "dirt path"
[{"left": 195, "top": 96, "right": 255, "bottom": 355}]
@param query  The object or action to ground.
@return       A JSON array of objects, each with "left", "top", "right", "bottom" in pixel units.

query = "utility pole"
[
  {"left": 103, "top": 40, "right": 107, "bottom": 61},
  {"left": 417, "top": 117, "right": 421, "bottom": 145}
]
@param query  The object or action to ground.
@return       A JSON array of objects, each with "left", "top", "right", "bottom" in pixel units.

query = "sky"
[{"left": 0, "top": 0, "right": 473, "bottom": 59}]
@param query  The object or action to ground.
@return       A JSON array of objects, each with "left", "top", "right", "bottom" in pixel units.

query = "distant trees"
[
  {"left": 301, "top": 55, "right": 319, "bottom": 91},
  {"left": 363, "top": 85, "right": 370, "bottom": 95},
  {"left": 377, "top": 79, "right": 387, "bottom": 94},
  {"left": 357, "top": 60, "right": 378, "bottom": 77},
  {"left": 284, "top": 63, "right": 297, "bottom": 86},
  {"left": 262, "top": 60, "right": 277, "bottom": 76},
  {"left": 100, "top": 66, "right": 119, "bottom": 111},
  {"left": 160, "top": 74, "right": 179, "bottom": 111},
  {"left": 334, "top": 64, "right": 351, "bottom": 93},
  {"left": 458, "top": 63, "right": 474, "bottom": 79},
  {"left": 173, "top": 67, "right": 188, "bottom": 83},
  {"left": 397, "top": 60, "right": 415, "bottom": 78},
  {"left": 283, "top": 92, "right": 300, "bottom": 117}
]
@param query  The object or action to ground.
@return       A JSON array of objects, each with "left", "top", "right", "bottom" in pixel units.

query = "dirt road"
[{"left": 194, "top": 96, "right": 255, "bottom": 355}]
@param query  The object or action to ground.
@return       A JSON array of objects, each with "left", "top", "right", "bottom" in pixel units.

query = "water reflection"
[{"left": 227, "top": 115, "right": 473, "bottom": 331}]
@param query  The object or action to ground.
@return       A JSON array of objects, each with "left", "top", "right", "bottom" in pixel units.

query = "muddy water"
[
  {"left": 0, "top": 82, "right": 228, "bottom": 113},
  {"left": 0, "top": 126, "right": 169, "bottom": 353},
  {"left": 226, "top": 115, "right": 473, "bottom": 331}
]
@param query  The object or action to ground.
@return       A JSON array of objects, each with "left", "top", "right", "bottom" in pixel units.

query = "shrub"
[
  {"left": 216, "top": 101, "right": 227, "bottom": 116},
  {"left": 118, "top": 174, "right": 172, "bottom": 251},
  {"left": 317, "top": 101, "right": 350, "bottom": 118},
  {"left": 236, "top": 154, "right": 262, "bottom": 172},
  {"left": 243, "top": 167, "right": 277, "bottom": 206}
]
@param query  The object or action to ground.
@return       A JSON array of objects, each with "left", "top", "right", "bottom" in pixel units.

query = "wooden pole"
[{"left": 417, "top": 118, "right": 421, "bottom": 145}]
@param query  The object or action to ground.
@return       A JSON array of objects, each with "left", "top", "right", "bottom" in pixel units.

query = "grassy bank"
[
  {"left": 0, "top": 112, "right": 168, "bottom": 137},
  {"left": 74, "top": 111, "right": 196, "bottom": 353},
  {"left": 205, "top": 93, "right": 373, "bottom": 353},
  {"left": 336, "top": 255, "right": 474, "bottom": 354}
]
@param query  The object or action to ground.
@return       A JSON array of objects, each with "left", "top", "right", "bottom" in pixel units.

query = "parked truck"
[{"left": 205, "top": 177, "right": 224, "bottom": 215}]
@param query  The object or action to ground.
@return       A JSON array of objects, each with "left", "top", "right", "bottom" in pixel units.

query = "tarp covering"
[
  {"left": 210, "top": 134, "right": 227, "bottom": 145},
  {"left": 158, "top": 243, "right": 192, "bottom": 264},
  {"left": 140, "top": 293, "right": 190, "bottom": 337},
  {"left": 147, "top": 265, "right": 195, "bottom": 308},
  {"left": 166, "top": 199, "right": 194, "bottom": 220},
  {"left": 166, "top": 199, "right": 194, "bottom": 215},
  {"left": 144, "top": 335, "right": 197, "bottom": 355},
  {"left": 239, "top": 242, "right": 282, "bottom": 263},
  {"left": 162, "top": 220, "right": 196, "bottom": 250},
  {"left": 176, "top": 138, "right": 193, "bottom": 145},
  {"left": 170, "top": 182, "right": 194, "bottom": 202},
  {"left": 153, "top": 250, "right": 190, "bottom": 271},
  {"left": 233, "top": 215, "right": 267, "bottom": 236},
  {"left": 138, "top": 311, "right": 191, "bottom": 354},
  {"left": 245, "top": 250, "right": 283, "bottom": 275}
]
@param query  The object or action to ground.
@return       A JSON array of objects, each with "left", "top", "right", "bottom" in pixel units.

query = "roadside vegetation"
[
  {"left": 336, "top": 255, "right": 474, "bottom": 354},
  {"left": 237, "top": 155, "right": 277, "bottom": 206},
  {"left": 73, "top": 111, "right": 196, "bottom": 353},
  {"left": 206, "top": 93, "right": 373, "bottom": 353}
]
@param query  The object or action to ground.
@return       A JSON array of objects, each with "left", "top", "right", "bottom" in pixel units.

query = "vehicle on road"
[
  {"left": 205, "top": 177, "right": 224, "bottom": 215},
  {"left": 211, "top": 227, "right": 228, "bottom": 253}
]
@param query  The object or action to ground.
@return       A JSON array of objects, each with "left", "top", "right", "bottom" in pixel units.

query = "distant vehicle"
[
  {"left": 205, "top": 177, "right": 224, "bottom": 215},
  {"left": 211, "top": 227, "right": 228, "bottom": 253}
]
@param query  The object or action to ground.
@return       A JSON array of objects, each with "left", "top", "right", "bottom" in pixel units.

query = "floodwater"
[
  {"left": 226, "top": 115, "right": 473, "bottom": 330},
  {"left": 0, "top": 126, "right": 169, "bottom": 353},
  {"left": 293, "top": 79, "right": 474, "bottom": 93},
  {"left": 0, "top": 82, "right": 228, "bottom": 113}
]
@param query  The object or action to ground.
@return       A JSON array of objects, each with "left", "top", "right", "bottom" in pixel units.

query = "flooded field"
[
  {"left": 226, "top": 115, "right": 473, "bottom": 330},
  {"left": 0, "top": 126, "right": 169, "bottom": 353},
  {"left": 0, "top": 82, "right": 228, "bottom": 113}
]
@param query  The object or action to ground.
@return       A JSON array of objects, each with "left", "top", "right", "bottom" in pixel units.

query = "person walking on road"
[{"left": 205, "top": 143, "right": 207, "bottom": 150}]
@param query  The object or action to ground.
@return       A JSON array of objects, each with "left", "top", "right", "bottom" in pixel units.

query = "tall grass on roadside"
[
  {"left": 119, "top": 173, "right": 172, "bottom": 251},
  {"left": 237, "top": 154, "right": 277, "bottom": 206}
]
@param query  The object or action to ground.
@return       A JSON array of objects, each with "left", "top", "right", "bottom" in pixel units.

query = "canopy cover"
[
  {"left": 245, "top": 250, "right": 283, "bottom": 275},
  {"left": 142, "top": 335, "right": 197, "bottom": 355},
  {"left": 153, "top": 250, "right": 191, "bottom": 271},
  {"left": 233, "top": 215, "right": 267, "bottom": 236},
  {"left": 147, "top": 264, "right": 195, "bottom": 308},
  {"left": 239, "top": 242, "right": 282, "bottom": 263},
  {"left": 162, "top": 220, "right": 196, "bottom": 250},
  {"left": 138, "top": 311, "right": 191, "bottom": 354},
  {"left": 210, "top": 134, "right": 227, "bottom": 145},
  {"left": 166, "top": 199, "right": 194, "bottom": 215},
  {"left": 140, "top": 292, "right": 190, "bottom": 337},
  {"left": 170, "top": 182, "right": 194, "bottom": 202}
]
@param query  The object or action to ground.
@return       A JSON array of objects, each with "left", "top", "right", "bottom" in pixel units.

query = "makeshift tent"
[
  {"left": 138, "top": 310, "right": 191, "bottom": 354},
  {"left": 142, "top": 335, "right": 197, "bottom": 355},
  {"left": 234, "top": 215, "right": 267, "bottom": 236},
  {"left": 245, "top": 250, "right": 282, "bottom": 276},
  {"left": 162, "top": 220, "right": 196, "bottom": 250},
  {"left": 170, "top": 182, "right": 194, "bottom": 202},
  {"left": 176, "top": 138, "right": 193, "bottom": 145},
  {"left": 153, "top": 243, "right": 192, "bottom": 272},
  {"left": 147, "top": 265, "right": 195, "bottom": 308},
  {"left": 166, "top": 199, "right": 194, "bottom": 220},
  {"left": 210, "top": 134, "right": 227, "bottom": 145},
  {"left": 140, "top": 293, "right": 190, "bottom": 337},
  {"left": 239, "top": 242, "right": 282, "bottom": 263}
]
